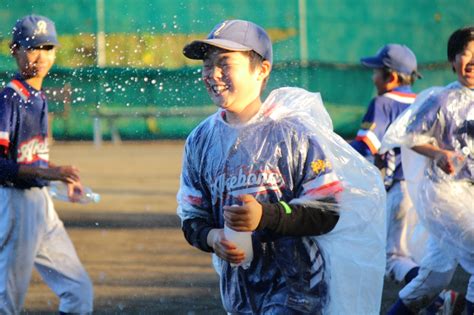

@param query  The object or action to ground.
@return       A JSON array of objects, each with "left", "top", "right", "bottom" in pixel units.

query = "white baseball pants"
[
  {"left": 400, "top": 236, "right": 474, "bottom": 311},
  {"left": 0, "top": 187, "right": 93, "bottom": 314},
  {"left": 385, "top": 181, "right": 419, "bottom": 283}
]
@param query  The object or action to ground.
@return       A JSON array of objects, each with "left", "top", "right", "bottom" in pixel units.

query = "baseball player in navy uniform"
[
  {"left": 0, "top": 15, "right": 93, "bottom": 314},
  {"left": 351, "top": 44, "right": 463, "bottom": 314},
  {"left": 177, "top": 19, "right": 386, "bottom": 314},
  {"left": 387, "top": 26, "right": 473, "bottom": 315},
  {"left": 351, "top": 44, "right": 422, "bottom": 284}
]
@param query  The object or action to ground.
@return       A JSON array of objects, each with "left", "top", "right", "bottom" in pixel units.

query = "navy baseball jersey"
[
  {"left": 178, "top": 97, "right": 342, "bottom": 313},
  {"left": 177, "top": 87, "right": 387, "bottom": 314},
  {"left": 0, "top": 75, "right": 49, "bottom": 188},
  {"left": 351, "top": 86, "right": 416, "bottom": 183}
]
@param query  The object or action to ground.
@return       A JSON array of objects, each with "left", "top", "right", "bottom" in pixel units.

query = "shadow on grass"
[
  {"left": 24, "top": 294, "right": 224, "bottom": 315},
  {"left": 61, "top": 211, "right": 181, "bottom": 229}
]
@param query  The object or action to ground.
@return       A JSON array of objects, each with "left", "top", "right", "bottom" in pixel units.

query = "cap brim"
[
  {"left": 18, "top": 39, "right": 59, "bottom": 48},
  {"left": 360, "top": 56, "right": 385, "bottom": 69},
  {"left": 183, "top": 39, "right": 252, "bottom": 59},
  {"left": 361, "top": 56, "right": 423, "bottom": 78}
]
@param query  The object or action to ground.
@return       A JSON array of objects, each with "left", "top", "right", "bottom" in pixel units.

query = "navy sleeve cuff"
[
  {"left": 257, "top": 201, "right": 340, "bottom": 236},
  {"left": 181, "top": 218, "right": 215, "bottom": 253},
  {"left": 197, "top": 226, "right": 214, "bottom": 253},
  {"left": 257, "top": 203, "right": 281, "bottom": 230},
  {"left": 0, "top": 158, "right": 20, "bottom": 182}
]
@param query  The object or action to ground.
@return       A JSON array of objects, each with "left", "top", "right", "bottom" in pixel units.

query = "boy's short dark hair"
[
  {"left": 245, "top": 50, "right": 269, "bottom": 91},
  {"left": 447, "top": 26, "right": 474, "bottom": 62},
  {"left": 381, "top": 67, "right": 417, "bottom": 86},
  {"left": 231, "top": 50, "right": 270, "bottom": 92},
  {"left": 245, "top": 50, "right": 264, "bottom": 71}
]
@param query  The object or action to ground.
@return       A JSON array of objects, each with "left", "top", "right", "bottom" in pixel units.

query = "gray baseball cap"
[
  {"left": 183, "top": 19, "right": 273, "bottom": 64},
  {"left": 12, "top": 15, "right": 59, "bottom": 48}
]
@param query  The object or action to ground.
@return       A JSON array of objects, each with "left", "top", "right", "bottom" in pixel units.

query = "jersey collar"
[
  {"left": 383, "top": 85, "right": 416, "bottom": 103},
  {"left": 9, "top": 74, "right": 45, "bottom": 101}
]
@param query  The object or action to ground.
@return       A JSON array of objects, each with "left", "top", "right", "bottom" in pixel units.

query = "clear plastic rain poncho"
[
  {"left": 177, "top": 87, "right": 386, "bottom": 314},
  {"left": 381, "top": 82, "right": 474, "bottom": 269}
]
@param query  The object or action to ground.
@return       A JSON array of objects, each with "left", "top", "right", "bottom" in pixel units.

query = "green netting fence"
[
  {"left": 0, "top": 0, "right": 471, "bottom": 140},
  {"left": 0, "top": 64, "right": 455, "bottom": 140}
]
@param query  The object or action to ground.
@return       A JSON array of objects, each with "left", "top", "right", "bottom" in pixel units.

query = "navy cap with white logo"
[
  {"left": 361, "top": 44, "right": 422, "bottom": 78},
  {"left": 12, "top": 15, "right": 59, "bottom": 48},
  {"left": 183, "top": 19, "right": 273, "bottom": 64}
]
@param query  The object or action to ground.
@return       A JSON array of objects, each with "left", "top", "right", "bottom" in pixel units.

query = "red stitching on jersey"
[
  {"left": 184, "top": 195, "right": 202, "bottom": 206},
  {"left": 306, "top": 180, "right": 344, "bottom": 197},
  {"left": 10, "top": 80, "right": 31, "bottom": 99},
  {"left": 388, "top": 90, "right": 416, "bottom": 98},
  {"left": 0, "top": 139, "right": 9, "bottom": 155},
  {"left": 355, "top": 135, "right": 378, "bottom": 155}
]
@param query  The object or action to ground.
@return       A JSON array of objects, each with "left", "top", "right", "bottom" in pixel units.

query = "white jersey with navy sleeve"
[{"left": 178, "top": 87, "right": 386, "bottom": 314}]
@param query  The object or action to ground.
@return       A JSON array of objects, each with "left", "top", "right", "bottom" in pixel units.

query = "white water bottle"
[
  {"left": 48, "top": 181, "right": 101, "bottom": 204},
  {"left": 224, "top": 205, "right": 253, "bottom": 269}
]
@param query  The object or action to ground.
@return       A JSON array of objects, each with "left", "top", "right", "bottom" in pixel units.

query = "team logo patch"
[
  {"left": 311, "top": 159, "right": 332, "bottom": 175},
  {"left": 17, "top": 136, "right": 49, "bottom": 164},
  {"left": 35, "top": 20, "right": 48, "bottom": 35},
  {"left": 211, "top": 21, "right": 228, "bottom": 37},
  {"left": 211, "top": 167, "right": 284, "bottom": 197},
  {"left": 360, "top": 122, "right": 376, "bottom": 130}
]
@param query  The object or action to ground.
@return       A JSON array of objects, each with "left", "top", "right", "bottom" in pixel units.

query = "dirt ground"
[{"left": 22, "top": 141, "right": 470, "bottom": 314}]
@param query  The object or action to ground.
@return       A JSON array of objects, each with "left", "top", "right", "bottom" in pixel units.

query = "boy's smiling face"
[
  {"left": 202, "top": 48, "right": 269, "bottom": 115},
  {"left": 453, "top": 40, "right": 474, "bottom": 89}
]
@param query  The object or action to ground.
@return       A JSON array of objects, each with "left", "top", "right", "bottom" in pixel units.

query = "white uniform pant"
[
  {"left": 0, "top": 187, "right": 93, "bottom": 314},
  {"left": 386, "top": 181, "right": 419, "bottom": 283},
  {"left": 400, "top": 236, "right": 474, "bottom": 312}
]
